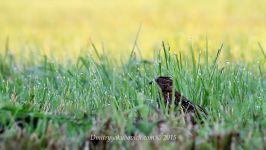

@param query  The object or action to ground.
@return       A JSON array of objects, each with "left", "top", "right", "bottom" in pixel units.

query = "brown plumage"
[{"left": 151, "top": 76, "right": 208, "bottom": 125}]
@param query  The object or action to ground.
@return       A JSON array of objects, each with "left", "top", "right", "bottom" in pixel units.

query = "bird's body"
[{"left": 152, "top": 76, "right": 208, "bottom": 125}]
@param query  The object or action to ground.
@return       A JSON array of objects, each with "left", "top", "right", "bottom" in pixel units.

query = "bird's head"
[{"left": 150, "top": 76, "right": 173, "bottom": 92}]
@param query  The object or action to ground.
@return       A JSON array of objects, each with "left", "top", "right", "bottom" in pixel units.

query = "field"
[{"left": 0, "top": 0, "right": 266, "bottom": 149}]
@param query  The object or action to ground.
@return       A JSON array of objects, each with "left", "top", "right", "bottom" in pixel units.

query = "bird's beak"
[{"left": 149, "top": 80, "right": 153, "bottom": 85}]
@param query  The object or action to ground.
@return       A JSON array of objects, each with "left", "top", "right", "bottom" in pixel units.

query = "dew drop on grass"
[
  {"left": 198, "top": 72, "right": 202, "bottom": 76},
  {"left": 228, "top": 81, "right": 232, "bottom": 88},
  {"left": 255, "top": 105, "right": 260, "bottom": 110}
]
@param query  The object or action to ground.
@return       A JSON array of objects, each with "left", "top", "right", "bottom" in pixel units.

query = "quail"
[{"left": 150, "top": 76, "right": 208, "bottom": 125}]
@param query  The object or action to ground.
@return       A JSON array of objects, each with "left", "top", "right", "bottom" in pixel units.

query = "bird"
[{"left": 150, "top": 76, "right": 208, "bottom": 125}]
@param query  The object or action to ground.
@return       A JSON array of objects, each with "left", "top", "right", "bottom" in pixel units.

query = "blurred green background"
[{"left": 0, "top": 0, "right": 266, "bottom": 61}]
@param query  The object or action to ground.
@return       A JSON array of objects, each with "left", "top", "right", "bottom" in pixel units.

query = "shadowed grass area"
[{"left": 0, "top": 43, "right": 265, "bottom": 149}]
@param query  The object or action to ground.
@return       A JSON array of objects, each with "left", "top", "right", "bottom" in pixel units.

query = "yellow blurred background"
[{"left": 0, "top": 0, "right": 266, "bottom": 62}]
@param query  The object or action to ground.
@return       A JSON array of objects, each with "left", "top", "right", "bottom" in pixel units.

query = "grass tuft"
[{"left": 0, "top": 43, "right": 265, "bottom": 149}]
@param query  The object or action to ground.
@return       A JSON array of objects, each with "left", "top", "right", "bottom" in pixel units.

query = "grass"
[{"left": 0, "top": 42, "right": 265, "bottom": 149}]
